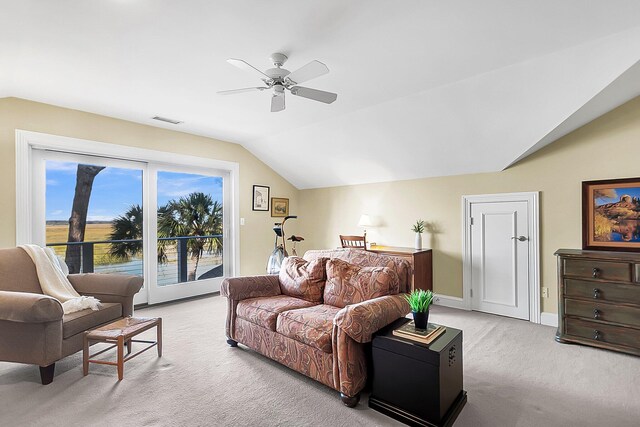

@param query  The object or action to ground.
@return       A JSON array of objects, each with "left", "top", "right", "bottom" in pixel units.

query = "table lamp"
[{"left": 358, "top": 214, "right": 373, "bottom": 247}]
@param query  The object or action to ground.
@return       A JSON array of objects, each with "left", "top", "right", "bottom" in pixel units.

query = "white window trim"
[{"left": 15, "top": 129, "right": 241, "bottom": 278}]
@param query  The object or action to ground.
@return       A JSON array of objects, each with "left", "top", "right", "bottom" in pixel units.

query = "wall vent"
[{"left": 152, "top": 116, "right": 183, "bottom": 125}]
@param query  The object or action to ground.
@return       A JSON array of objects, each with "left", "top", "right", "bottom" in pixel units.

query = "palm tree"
[
  {"left": 108, "top": 205, "right": 143, "bottom": 261},
  {"left": 159, "top": 192, "right": 223, "bottom": 280},
  {"left": 109, "top": 192, "right": 223, "bottom": 281}
]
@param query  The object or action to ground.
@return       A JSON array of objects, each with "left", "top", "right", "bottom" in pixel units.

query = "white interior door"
[{"left": 470, "top": 200, "right": 530, "bottom": 320}]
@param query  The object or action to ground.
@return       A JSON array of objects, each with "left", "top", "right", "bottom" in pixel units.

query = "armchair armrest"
[
  {"left": 68, "top": 273, "right": 143, "bottom": 297},
  {"left": 0, "top": 291, "right": 63, "bottom": 323},
  {"left": 334, "top": 294, "right": 410, "bottom": 343},
  {"left": 221, "top": 275, "right": 281, "bottom": 301}
]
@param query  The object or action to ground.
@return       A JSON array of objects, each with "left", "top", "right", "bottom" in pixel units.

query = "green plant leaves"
[
  {"left": 404, "top": 289, "right": 433, "bottom": 312},
  {"left": 411, "top": 219, "right": 425, "bottom": 234}
]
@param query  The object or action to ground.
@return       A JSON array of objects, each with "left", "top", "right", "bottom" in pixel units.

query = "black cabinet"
[{"left": 369, "top": 318, "right": 466, "bottom": 427}]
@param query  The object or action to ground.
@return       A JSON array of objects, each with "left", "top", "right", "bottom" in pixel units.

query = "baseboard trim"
[
  {"left": 433, "top": 294, "right": 470, "bottom": 310},
  {"left": 540, "top": 312, "right": 558, "bottom": 328}
]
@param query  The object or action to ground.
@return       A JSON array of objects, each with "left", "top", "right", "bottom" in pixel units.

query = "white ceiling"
[{"left": 2, "top": 1, "right": 640, "bottom": 188}]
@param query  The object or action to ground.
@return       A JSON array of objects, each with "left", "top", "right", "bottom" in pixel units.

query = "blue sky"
[
  {"left": 595, "top": 187, "right": 640, "bottom": 207},
  {"left": 46, "top": 161, "right": 223, "bottom": 221}
]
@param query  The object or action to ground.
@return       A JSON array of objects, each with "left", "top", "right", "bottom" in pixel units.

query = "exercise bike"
[{"left": 267, "top": 215, "right": 298, "bottom": 274}]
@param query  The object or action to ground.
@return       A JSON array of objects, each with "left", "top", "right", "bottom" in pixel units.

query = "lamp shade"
[{"left": 358, "top": 214, "right": 373, "bottom": 228}]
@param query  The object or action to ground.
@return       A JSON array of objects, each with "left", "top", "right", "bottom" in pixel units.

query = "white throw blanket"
[{"left": 19, "top": 244, "right": 101, "bottom": 314}]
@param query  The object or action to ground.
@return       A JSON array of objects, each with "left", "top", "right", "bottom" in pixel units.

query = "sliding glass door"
[
  {"left": 146, "top": 164, "right": 230, "bottom": 304},
  {"left": 31, "top": 150, "right": 231, "bottom": 305},
  {"left": 32, "top": 150, "right": 148, "bottom": 304}
]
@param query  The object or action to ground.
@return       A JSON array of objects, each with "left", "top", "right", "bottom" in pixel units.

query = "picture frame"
[
  {"left": 252, "top": 185, "right": 270, "bottom": 211},
  {"left": 582, "top": 177, "right": 640, "bottom": 251},
  {"left": 271, "top": 197, "right": 289, "bottom": 217}
]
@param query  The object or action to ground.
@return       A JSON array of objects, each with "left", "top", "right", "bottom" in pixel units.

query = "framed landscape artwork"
[
  {"left": 252, "top": 185, "right": 269, "bottom": 211},
  {"left": 271, "top": 197, "right": 289, "bottom": 217},
  {"left": 583, "top": 177, "right": 640, "bottom": 251}
]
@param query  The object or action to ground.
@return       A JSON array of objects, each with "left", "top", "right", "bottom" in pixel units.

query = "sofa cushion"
[
  {"left": 324, "top": 258, "right": 400, "bottom": 308},
  {"left": 236, "top": 295, "right": 316, "bottom": 331},
  {"left": 278, "top": 256, "right": 327, "bottom": 303},
  {"left": 62, "top": 302, "right": 122, "bottom": 339},
  {"left": 304, "top": 248, "right": 412, "bottom": 293},
  {"left": 276, "top": 304, "right": 340, "bottom": 353}
]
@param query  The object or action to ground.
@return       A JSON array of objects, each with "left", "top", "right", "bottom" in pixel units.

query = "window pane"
[
  {"left": 45, "top": 161, "right": 143, "bottom": 277},
  {"left": 156, "top": 171, "right": 223, "bottom": 286}
]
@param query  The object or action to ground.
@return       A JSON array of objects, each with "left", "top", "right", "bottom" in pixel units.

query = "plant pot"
[
  {"left": 412, "top": 310, "right": 429, "bottom": 330},
  {"left": 415, "top": 233, "right": 422, "bottom": 250}
]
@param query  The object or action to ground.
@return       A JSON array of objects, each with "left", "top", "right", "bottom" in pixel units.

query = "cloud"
[
  {"left": 46, "top": 161, "right": 78, "bottom": 173},
  {"left": 46, "top": 179, "right": 58, "bottom": 186},
  {"left": 157, "top": 174, "right": 222, "bottom": 199}
]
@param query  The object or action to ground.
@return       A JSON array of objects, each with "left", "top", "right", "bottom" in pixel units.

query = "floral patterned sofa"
[{"left": 221, "top": 248, "right": 411, "bottom": 406}]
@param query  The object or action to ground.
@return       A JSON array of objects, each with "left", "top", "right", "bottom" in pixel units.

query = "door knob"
[{"left": 511, "top": 236, "right": 528, "bottom": 242}]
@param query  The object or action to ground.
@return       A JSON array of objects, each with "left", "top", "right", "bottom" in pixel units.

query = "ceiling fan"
[{"left": 218, "top": 53, "right": 337, "bottom": 112}]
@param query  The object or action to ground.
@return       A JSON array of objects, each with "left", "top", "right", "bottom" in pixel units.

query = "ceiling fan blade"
[
  {"left": 271, "top": 92, "right": 285, "bottom": 112},
  {"left": 217, "top": 87, "right": 268, "bottom": 95},
  {"left": 227, "top": 58, "right": 270, "bottom": 80},
  {"left": 289, "top": 86, "right": 337, "bottom": 104},
  {"left": 285, "top": 60, "right": 329, "bottom": 84}
]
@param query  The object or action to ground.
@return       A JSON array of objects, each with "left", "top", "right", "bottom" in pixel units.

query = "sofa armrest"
[
  {"left": 221, "top": 275, "right": 281, "bottom": 301},
  {"left": 0, "top": 291, "right": 63, "bottom": 323},
  {"left": 68, "top": 273, "right": 143, "bottom": 297},
  {"left": 334, "top": 294, "right": 410, "bottom": 343}
]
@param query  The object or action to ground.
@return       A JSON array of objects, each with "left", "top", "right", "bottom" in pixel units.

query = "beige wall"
[
  {"left": 0, "top": 97, "right": 300, "bottom": 276},
  {"left": 299, "top": 96, "right": 640, "bottom": 313}
]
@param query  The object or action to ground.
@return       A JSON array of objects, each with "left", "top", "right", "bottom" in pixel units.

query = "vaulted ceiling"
[{"left": 2, "top": 1, "right": 640, "bottom": 188}]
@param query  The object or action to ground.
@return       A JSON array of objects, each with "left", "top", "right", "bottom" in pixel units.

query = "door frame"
[
  {"left": 15, "top": 129, "right": 240, "bottom": 302},
  {"left": 462, "top": 192, "right": 540, "bottom": 324}
]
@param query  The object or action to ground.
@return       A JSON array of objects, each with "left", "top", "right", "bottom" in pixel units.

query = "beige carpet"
[{"left": 1, "top": 295, "right": 639, "bottom": 427}]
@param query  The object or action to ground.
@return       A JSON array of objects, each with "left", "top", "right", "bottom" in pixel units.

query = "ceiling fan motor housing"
[
  {"left": 265, "top": 68, "right": 290, "bottom": 81},
  {"left": 269, "top": 52, "right": 288, "bottom": 67}
]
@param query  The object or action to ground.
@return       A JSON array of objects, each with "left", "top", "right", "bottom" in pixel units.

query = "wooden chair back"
[{"left": 339, "top": 235, "right": 367, "bottom": 249}]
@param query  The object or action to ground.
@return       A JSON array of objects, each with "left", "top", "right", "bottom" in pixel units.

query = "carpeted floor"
[{"left": 1, "top": 295, "right": 639, "bottom": 427}]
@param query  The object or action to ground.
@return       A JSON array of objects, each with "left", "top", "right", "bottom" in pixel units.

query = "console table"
[
  {"left": 368, "top": 246, "right": 433, "bottom": 291},
  {"left": 369, "top": 318, "right": 466, "bottom": 426}
]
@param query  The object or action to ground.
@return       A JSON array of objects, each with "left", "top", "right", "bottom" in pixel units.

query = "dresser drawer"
[
  {"left": 565, "top": 298, "right": 640, "bottom": 328},
  {"left": 565, "top": 318, "right": 640, "bottom": 349},
  {"left": 563, "top": 259, "right": 631, "bottom": 282},
  {"left": 564, "top": 279, "right": 640, "bottom": 305}
]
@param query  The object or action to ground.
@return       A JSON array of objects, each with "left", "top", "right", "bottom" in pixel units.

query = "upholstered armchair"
[{"left": 0, "top": 247, "right": 143, "bottom": 384}]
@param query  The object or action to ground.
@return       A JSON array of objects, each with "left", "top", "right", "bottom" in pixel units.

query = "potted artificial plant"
[
  {"left": 412, "top": 219, "right": 425, "bottom": 250},
  {"left": 405, "top": 289, "right": 434, "bottom": 330}
]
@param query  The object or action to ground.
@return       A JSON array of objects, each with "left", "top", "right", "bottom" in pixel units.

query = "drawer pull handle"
[
  {"left": 593, "top": 288, "right": 600, "bottom": 299},
  {"left": 593, "top": 330, "right": 601, "bottom": 340},
  {"left": 592, "top": 268, "right": 600, "bottom": 278},
  {"left": 593, "top": 309, "right": 601, "bottom": 319}
]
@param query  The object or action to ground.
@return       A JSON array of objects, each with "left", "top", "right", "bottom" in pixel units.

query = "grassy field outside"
[{"left": 46, "top": 223, "right": 119, "bottom": 265}]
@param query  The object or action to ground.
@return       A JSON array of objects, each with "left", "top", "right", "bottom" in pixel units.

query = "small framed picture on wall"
[
  {"left": 252, "top": 185, "right": 270, "bottom": 211},
  {"left": 271, "top": 197, "right": 289, "bottom": 217}
]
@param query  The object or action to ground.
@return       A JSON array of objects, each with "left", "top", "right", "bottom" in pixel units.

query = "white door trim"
[
  {"left": 462, "top": 191, "right": 540, "bottom": 324},
  {"left": 15, "top": 129, "right": 241, "bottom": 283}
]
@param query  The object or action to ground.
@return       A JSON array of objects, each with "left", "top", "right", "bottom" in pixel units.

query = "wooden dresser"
[
  {"left": 555, "top": 249, "right": 640, "bottom": 356},
  {"left": 368, "top": 246, "right": 433, "bottom": 291}
]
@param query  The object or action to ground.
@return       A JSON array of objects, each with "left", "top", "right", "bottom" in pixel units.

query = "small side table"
[
  {"left": 369, "top": 318, "right": 466, "bottom": 427},
  {"left": 84, "top": 316, "right": 162, "bottom": 380}
]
